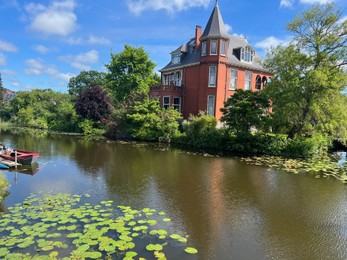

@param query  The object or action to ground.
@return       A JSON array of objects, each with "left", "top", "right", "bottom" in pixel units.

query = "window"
[
  {"left": 163, "top": 96, "right": 170, "bottom": 109},
  {"left": 170, "top": 73, "right": 175, "bottom": 85},
  {"left": 221, "top": 41, "right": 226, "bottom": 56},
  {"left": 207, "top": 95, "right": 215, "bottom": 116},
  {"left": 176, "top": 71, "right": 181, "bottom": 87},
  {"left": 245, "top": 71, "right": 252, "bottom": 90},
  {"left": 241, "top": 46, "right": 254, "bottom": 62},
  {"left": 230, "top": 69, "right": 237, "bottom": 90},
  {"left": 171, "top": 53, "right": 180, "bottom": 64},
  {"left": 210, "top": 40, "right": 218, "bottom": 55},
  {"left": 209, "top": 66, "right": 217, "bottom": 87},
  {"left": 202, "top": 42, "right": 207, "bottom": 56},
  {"left": 173, "top": 97, "right": 181, "bottom": 112},
  {"left": 255, "top": 75, "right": 261, "bottom": 90},
  {"left": 163, "top": 75, "right": 168, "bottom": 85}
]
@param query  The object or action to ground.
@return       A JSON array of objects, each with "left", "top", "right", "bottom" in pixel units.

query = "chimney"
[{"left": 195, "top": 25, "right": 202, "bottom": 48}]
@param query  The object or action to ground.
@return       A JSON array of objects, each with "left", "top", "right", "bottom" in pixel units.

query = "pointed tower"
[{"left": 198, "top": 1, "right": 230, "bottom": 118}]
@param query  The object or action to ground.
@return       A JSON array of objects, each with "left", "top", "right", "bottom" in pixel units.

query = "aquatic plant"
[
  {"left": 241, "top": 154, "right": 347, "bottom": 183},
  {"left": 0, "top": 174, "right": 9, "bottom": 202},
  {"left": 0, "top": 193, "right": 198, "bottom": 259}
]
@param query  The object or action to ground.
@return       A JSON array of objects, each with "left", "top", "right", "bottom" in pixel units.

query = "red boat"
[{"left": 0, "top": 149, "right": 39, "bottom": 165}]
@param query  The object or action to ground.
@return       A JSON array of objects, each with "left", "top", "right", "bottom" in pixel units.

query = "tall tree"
[
  {"left": 75, "top": 85, "right": 113, "bottom": 122},
  {"left": 264, "top": 3, "right": 347, "bottom": 139},
  {"left": 105, "top": 45, "right": 157, "bottom": 104},
  {"left": 221, "top": 90, "right": 271, "bottom": 135},
  {"left": 68, "top": 70, "right": 106, "bottom": 96}
]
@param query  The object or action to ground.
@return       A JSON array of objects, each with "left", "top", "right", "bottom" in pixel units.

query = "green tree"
[
  {"left": 105, "top": 45, "right": 157, "bottom": 104},
  {"left": 9, "top": 89, "right": 80, "bottom": 131},
  {"left": 127, "top": 98, "right": 182, "bottom": 142},
  {"left": 264, "top": 3, "right": 347, "bottom": 139},
  {"left": 75, "top": 85, "right": 113, "bottom": 122},
  {"left": 68, "top": 70, "right": 106, "bottom": 96},
  {"left": 221, "top": 90, "right": 271, "bottom": 135}
]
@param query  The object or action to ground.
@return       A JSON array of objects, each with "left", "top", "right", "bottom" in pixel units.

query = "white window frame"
[
  {"left": 173, "top": 97, "right": 181, "bottom": 112},
  {"left": 169, "top": 73, "right": 175, "bottom": 85},
  {"left": 172, "top": 53, "right": 180, "bottom": 64},
  {"left": 207, "top": 95, "right": 215, "bottom": 116},
  {"left": 163, "top": 96, "right": 170, "bottom": 109},
  {"left": 163, "top": 75, "right": 168, "bottom": 85},
  {"left": 221, "top": 41, "right": 227, "bottom": 56},
  {"left": 241, "top": 46, "right": 254, "bottom": 62},
  {"left": 209, "top": 66, "right": 217, "bottom": 87},
  {"left": 202, "top": 42, "right": 207, "bottom": 56},
  {"left": 245, "top": 71, "right": 252, "bottom": 90},
  {"left": 175, "top": 71, "right": 181, "bottom": 87},
  {"left": 210, "top": 40, "right": 218, "bottom": 55},
  {"left": 230, "top": 69, "right": 237, "bottom": 90}
]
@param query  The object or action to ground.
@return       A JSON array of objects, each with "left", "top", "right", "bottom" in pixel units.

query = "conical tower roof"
[{"left": 201, "top": 1, "right": 230, "bottom": 40}]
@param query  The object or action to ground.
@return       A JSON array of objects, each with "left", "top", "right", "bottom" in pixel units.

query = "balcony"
[{"left": 150, "top": 83, "right": 183, "bottom": 93}]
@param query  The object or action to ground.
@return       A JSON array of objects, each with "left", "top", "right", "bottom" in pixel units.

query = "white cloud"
[
  {"left": 24, "top": 58, "right": 74, "bottom": 82},
  {"left": 280, "top": 0, "right": 294, "bottom": 8},
  {"left": 255, "top": 36, "right": 292, "bottom": 50},
  {"left": 0, "top": 53, "right": 6, "bottom": 65},
  {"left": 59, "top": 50, "right": 99, "bottom": 70},
  {"left": 0, "top": 69, "right": 17, "bottom": 76},
  {"left": 26, "top": 0, "right": 78, "bottom": 36},
  {"left": 88, "top": 35, "right": 112, "bottom": 46},
  {"left": 0, "top": 39, "right": 18, "bottom": 52},
  {"left": 225, "top": 24, "right": 232, "bottom": 34},
  {"left": 33, "top": 45, "right": 51, "bottom": 54},
  {"left": 127, "top": 0, "right": 211, "bottom": 15}
]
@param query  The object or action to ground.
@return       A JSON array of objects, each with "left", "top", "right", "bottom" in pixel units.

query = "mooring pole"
[{"left": 15, "top": 150, "right": 17, "bottom": 170}]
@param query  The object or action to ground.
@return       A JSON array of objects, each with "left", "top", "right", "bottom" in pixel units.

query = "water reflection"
[{"left": 1, "top": 128, "right": 347, "bottom": 259}]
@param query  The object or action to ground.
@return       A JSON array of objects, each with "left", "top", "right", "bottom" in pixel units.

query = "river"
[{"left": 1, "top": 129, "right": 347, "bottom": 259}]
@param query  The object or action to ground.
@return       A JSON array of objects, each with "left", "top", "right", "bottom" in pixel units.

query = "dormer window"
[
  {"left": 210, "top": 40, "right": 218, "bottom": 55},
  {"left": 241, "top": 46, "right": 254, "bottom": 62},
  {"left": 172, "top": 53, "right": 181, "bottom": 64}
]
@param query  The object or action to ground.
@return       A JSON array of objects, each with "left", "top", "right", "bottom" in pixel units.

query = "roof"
[
  {"left": 160, "top": 3, "right": 269, "bottom": 73},
  {"left": 160, "top": 35, "right": 268, "bottom": 73},
  {"left": 200, "top": 2, "right": 230, "bottom": 40}
]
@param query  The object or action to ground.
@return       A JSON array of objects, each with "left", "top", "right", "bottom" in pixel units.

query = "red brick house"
[{"left": 149, "top": 2, "right": 272, "bottom": 120}]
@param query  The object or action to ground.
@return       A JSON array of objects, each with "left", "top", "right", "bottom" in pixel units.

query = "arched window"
[
  {"left": 241, "top": 46, "right": 254, "bottom": 62},
  {"left": 262, "top": 76, "right": 267, "bottom": 88}
]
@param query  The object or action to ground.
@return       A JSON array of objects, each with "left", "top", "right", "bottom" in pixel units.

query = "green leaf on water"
[
  {"left": 146, "top": 244, "right": 163, "bottom": 251},
  {"left": 185, "top": 247, "right": 198, "bottom": 254}
]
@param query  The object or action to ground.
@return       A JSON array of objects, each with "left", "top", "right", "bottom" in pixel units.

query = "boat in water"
[{"left": 0, "top": 149, "right": 39, "bottom": 166}]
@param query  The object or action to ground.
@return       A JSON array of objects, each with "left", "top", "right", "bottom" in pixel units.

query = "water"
[{"left": 1, "top": 129, "right": 347, "bottom": 259}]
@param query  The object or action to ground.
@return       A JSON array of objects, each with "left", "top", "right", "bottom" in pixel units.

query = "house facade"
[{"left": 149, "top": 2, "right": 272, "bottom": 120}]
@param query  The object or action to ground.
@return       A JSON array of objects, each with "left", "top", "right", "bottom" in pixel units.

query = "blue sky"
[{"left": 0, "top": 0, "right": 346, "bottom": 92}]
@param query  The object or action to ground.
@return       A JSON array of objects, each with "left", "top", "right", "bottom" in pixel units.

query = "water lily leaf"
[
  {"left": 185, "top": 247, "right": 198, "bottom": 254},
  {"left": 0, "top": 248, "right": 10, "bottom": 257},
  {"left": 162, "top": 218, "right": 171, "bottom": 222},
  {"left": 49, "top": 251, "right": 59, "bottom": 257},
  {"left": 84, "top": 252, "right": 103, "bottom": 259},
  {"left": 146, "top": 244, "right": 163, "bottom": 251}
]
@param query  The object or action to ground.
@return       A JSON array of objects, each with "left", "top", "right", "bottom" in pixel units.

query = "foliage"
[
  {"left": 8, "top": 89, "right": 81, "bottom": 132},
  {"left": 75, "top": 85, "right": 113, "bottom": 123},
  {"left": 0, "top": 174, "right": 9, "bottom": 202},
  {"left": 78, "top": 119, "right": 105, "bottom": 136},
  {"left": 127, "top": 98, "right": 182, "bottom": 142},
  {"left": 264, "top": 3, "right": 347, "bottom": 139},
  {"left": 0, "top": 193, "right": 198, "bottom": 259},
  {"left": 221, "top": 90, "right": 271, "bottom": 135},
  {"left": 68, "top": 70, "right": 106, "bottom": 96},
  {"left": 105, "top": 45, "right": 157, "bottom": 104}
]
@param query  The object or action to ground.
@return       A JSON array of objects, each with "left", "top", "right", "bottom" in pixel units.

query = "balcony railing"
[{"left": 150, "top": 83, "right": 183, "bottom": 92}]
